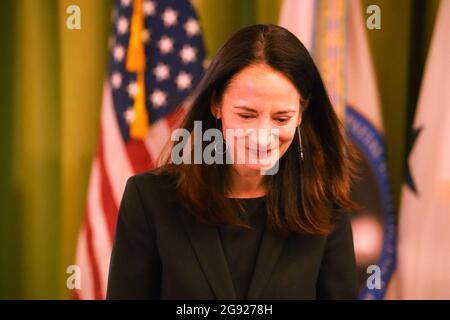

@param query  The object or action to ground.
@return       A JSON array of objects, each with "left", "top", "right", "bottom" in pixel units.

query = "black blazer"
[{"left": 106, "top": 171, "right": 358, "bottom": 300}]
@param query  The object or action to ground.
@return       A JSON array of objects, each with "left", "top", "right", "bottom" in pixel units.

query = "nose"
[{"left": 247, "top": 127, "right": 279, "bottom": 150}]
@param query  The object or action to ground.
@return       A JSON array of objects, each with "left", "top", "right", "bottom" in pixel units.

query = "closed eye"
[
  {"left": 238, "top": 113, "right": 256, "bottom": 119},
  {"left": 275, "top": 117, "right": 291, "bottom": 123}
]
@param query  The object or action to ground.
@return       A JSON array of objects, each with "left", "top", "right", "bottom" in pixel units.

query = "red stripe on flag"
[
  {"left": 97, "top": 129, "right": 119, "bottom": 241},
  {"left": 84, "top": 211, "right": 103, "bottom": 300},
  {"left": 125, "top": 138, "right": 154, "bottom": 173},
  {"left": 73, "top": 289, "right": 80, "bottom": 300},
  {"left": 166, "top": 104, "right": 187, "bottom": 129}
]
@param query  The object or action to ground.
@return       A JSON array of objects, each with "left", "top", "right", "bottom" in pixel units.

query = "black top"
[
  {"left": 218, "top": 197, "right": 267, "bottom": 299},
  {"left": 106, "top": 171, "right": 358, "bottom": 299}
]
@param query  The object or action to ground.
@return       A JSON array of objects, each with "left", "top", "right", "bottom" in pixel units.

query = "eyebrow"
[
  {"left": 233, "top": 106, "right": 297, "bottom": 114},
  {"left": 233, "top": 106, "right": 257, "bottom": 112},
  {"left": 273, "top": 110, "right": 296, "bottom": 115}
]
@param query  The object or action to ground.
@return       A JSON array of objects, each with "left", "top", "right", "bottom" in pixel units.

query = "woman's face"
[{"left": 212, "top": 63, "right": 302, "bottom": 175}]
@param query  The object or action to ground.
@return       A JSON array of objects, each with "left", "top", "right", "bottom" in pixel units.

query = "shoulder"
[
  {"left": 324, "top": 203, "right": 355, "bottom": 248},
  {"left": 125, "top": 166, "right": 180, "bottom": 212},
  {"left": 130, "top": 166, "right": 177, "bottom": 193},
  {"left": 329, "top": 203, "right": 352, "bottom": 227}
]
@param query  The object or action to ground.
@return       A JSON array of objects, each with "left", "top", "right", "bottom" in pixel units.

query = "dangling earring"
[{"left": 297, "top": 126, "right": 304, "bottom": 161}]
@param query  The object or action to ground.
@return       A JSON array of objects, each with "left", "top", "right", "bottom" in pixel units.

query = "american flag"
[{"left": 74, "top": 0, "right": 205, "bottom": 299}]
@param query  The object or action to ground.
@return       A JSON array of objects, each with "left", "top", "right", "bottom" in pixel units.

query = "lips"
[
  {"left": 245, "top": 144, "right": 278, "bottom": 153},
  {"left": 246, "top": 147, "right": 273, "bottom": 153},
  {"left": 245, "top": 147, "right": 275, "bottom": 158}
]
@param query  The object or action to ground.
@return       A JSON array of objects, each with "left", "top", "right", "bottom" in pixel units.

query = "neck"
[{"left": 227, "top": 166, "right": 266, "bottom": 198}]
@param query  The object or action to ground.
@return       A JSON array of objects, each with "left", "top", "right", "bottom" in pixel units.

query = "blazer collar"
[
  {"left": 181, "top": 212, "right": 237, "bottom": 299},
  {"left": 246, "top": 228, "right": 287, "bottom": 299},
  {"left": 181, "top": 211, "right": 287, "bottom": 300}
]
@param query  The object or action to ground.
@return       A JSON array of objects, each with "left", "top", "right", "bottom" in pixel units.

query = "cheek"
[
  {"left": 221, "top": 112, "right": 246, "bottom": 131},
  {"left": 278, "top": 127, "right": 297, "bottom": 154},
  {"left": 220, "top": 114, "right": 249, "bottom": 143},
  {"left": 220, "top": 117, "right": 234, "bottom": 142}
]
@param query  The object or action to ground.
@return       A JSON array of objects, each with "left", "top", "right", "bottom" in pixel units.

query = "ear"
[
  {"left": 210, "top": 94, "right": 221, "bottom": 119},
  {"left": 296, "top": 111, "right": 302, "bottom": 127}
]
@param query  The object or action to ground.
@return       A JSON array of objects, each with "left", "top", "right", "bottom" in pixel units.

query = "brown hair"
[{"left": 157, "top": 24, "right": 359, "bottom": 235}]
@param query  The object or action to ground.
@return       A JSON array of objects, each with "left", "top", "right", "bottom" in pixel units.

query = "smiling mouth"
[{"left": 246, "top": 147, "right": 274, "bottom": 154}]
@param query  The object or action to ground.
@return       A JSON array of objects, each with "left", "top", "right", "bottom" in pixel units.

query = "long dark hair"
[{"left": 157, "top": 24, "right": 358, "bottom": 235}]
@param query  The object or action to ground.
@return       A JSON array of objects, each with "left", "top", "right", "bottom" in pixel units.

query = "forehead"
[{"left": 223, "top": 63, "right": 301, "bottom": 108}]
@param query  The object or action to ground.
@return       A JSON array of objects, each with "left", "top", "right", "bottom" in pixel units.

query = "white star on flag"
[
  {"left": 179, "top": 45, "right": 197, "bottom": 64},
  {"left": 123, "top": 107, "right": 135, "bottom": 124},
  {"left": 120, "top": 0, "right": 131, "bottom": 7},
  {"left": 143, "top": 0, "right": 156, "bottom": 16},
  {"left": 113, "top": 45, "right": 125, "bottom": 62},
  {"left": 127, "top": 81, "right": 139, "bottom": 98},
  {"left": 175, "top": 71, "right": 192, "bottom": 90},
  {"left": 184, "top": 18, "right": 200, "bottom": 37},
  {"left": 150, "top": 89, "right": 167, "bottom": 108},
  {"left": 111, "top": 72, "right": 123, "bottom": 89},
  {"left": 158, "top": 35, "right": 174, "bottom": 54},
  {"left": 161, "top": 8, "right": 178, "bottom": 27},
  {"left": 117, "top": 16, "right": 129, "bottom": 35},
  {"left": 154, "top": 63, "right": 170, "bottom": 81}
]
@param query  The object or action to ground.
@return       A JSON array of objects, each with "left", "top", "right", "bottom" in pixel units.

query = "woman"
[{"left": 106, "top": 24, "right": 359, "bottom": 300}]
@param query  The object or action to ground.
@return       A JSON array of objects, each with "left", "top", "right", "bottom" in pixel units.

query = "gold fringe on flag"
[
  {"left": 315, "top": 0, "right": 347, "bottom": 121},
  {"left": 126, "top": 0, "right": 149, "bottom": 139}
]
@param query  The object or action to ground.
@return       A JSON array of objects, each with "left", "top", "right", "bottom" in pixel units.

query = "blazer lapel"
[
  {"left": 180, "top": 212, "right": 237, "bottom": 300},
  {"left": 246, "top": 227, "right": 288, "bottom": 299}
]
